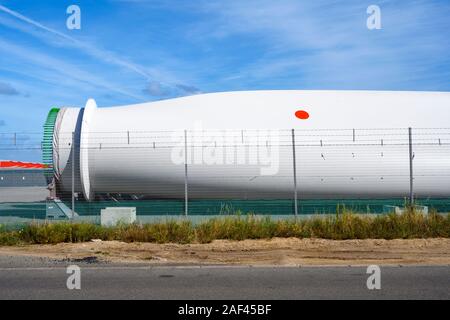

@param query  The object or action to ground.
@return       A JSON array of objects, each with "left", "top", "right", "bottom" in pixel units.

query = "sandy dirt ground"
[{"left": 0, "top": 238, "right": 449, "bottom": 266}]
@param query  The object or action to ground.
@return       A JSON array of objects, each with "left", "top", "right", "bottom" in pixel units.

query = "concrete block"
[
  {"left": 101, "top": 207, "right": 136, "bottom": 226},
  {"left": 383, "top": 205, "right": 428, "bottom": 215}
]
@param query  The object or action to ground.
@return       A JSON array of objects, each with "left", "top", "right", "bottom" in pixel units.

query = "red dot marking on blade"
[{"left": 295, "top": 110, "right": 309, "bottom": 120}]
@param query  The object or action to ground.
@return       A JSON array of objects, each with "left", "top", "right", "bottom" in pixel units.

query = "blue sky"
[{"left": 0, "top": 0, "right": 449, "bottom": 138}]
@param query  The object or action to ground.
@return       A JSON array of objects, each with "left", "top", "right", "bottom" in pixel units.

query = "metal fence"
[{"left": 1, "top": 127, "right": 450, "bottom": 223}]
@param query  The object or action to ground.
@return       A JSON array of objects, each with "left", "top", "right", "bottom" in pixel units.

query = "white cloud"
[{"left": 187, "top": 0, "right": 450, "bottom": 90}]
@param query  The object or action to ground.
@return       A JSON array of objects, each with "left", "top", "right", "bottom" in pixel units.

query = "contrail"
[
  {"left": 0, "top": 38, "right": 144, "bottom": 100},
  {"left": 0, "top": 4, "right": 200, "bottom": 97},
  {"left": 0, "top": 4, "right": 151, "bottom": 79}
]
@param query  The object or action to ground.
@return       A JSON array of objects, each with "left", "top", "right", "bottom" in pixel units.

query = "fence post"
[
  {"left": 408, "top": 127, "right": 414, "bottom": 206},
  {"left": 71, "top": 131, "right": 75, "bottom": 221},
  {"left": 291, "top": 129, "right": 298, "bottom": 216},
  {"left": 184, "top": 130, "right": 189, "bottom": 216}
]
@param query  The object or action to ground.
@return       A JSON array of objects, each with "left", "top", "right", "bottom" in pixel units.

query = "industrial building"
[{"left": 0, "top": 161, "right": 47, "bottom": 188}]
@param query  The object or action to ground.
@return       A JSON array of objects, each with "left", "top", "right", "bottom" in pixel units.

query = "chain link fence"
[{"left": 1, "top": 127, "right": 450, "bottom": 225}]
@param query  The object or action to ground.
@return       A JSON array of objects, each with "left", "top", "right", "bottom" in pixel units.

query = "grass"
[{"left": 0, "top": 210, "right": 449, "bottom": 246}]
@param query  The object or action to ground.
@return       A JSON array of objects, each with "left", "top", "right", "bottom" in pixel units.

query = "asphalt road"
[{"left": 0, "top": 256, "right": 448, "bottom": 300}]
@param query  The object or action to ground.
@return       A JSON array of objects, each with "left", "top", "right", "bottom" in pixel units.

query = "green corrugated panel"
[
  {"left": 58, "top": 198, "right": 450, "bottom": 216},
  {"left": 42, "top": 108, "right": 60, "bottom": 182}
]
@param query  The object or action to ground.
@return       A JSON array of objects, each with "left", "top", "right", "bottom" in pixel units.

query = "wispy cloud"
[
  {"left": 183, "top": 0, "right": 450, "bottom": 91},
  {"left": 0, "top": 4, "right": 200, "bottom": 96},
  {"left": 0, "top": 4, "right": 150, "bottom": 79},
  {"left": 176, "top": 84, "right": 201, "bottom": 95},
  {"left": 0, "top": 0, "right": 448, "bottom": 115},
  {"left": 143, "top": 81, "right": 202, "bottom": 97},
  {"left": 0, "top": 38, "right": 144, "bottom": 100},
  {"left": 143, "top": 81, "right": 170, "bottom": 97},
  {"left": 0, "top": 82, "right": 19, "bottom": 95}
]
